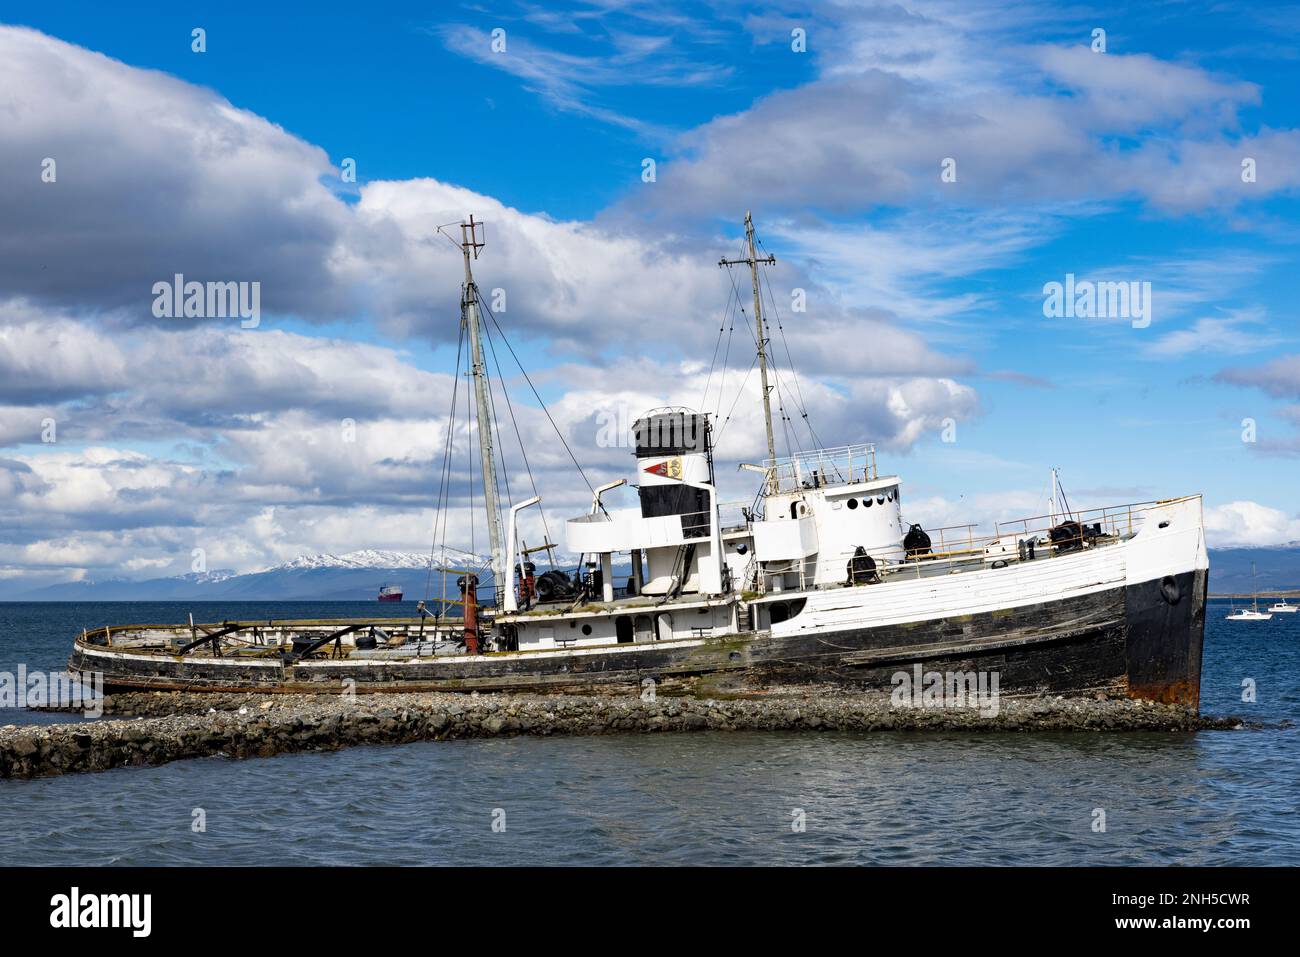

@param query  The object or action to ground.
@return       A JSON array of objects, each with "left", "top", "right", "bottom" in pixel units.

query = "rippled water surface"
[{"left": 1, "top": 600, "right": 1297, "bottom": 865}]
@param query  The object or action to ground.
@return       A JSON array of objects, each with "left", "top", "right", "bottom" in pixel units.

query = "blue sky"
[{"left": 1, "top": 0, "right": 1299, "bottom": 591}]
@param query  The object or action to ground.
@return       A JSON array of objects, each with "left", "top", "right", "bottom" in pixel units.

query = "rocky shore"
[{"left": 1, "top": 689, "right": 1244, "bottom": 779}]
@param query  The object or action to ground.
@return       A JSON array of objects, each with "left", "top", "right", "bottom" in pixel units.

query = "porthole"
[
  {"left": 847, "top": 498, "right": 858, "bottom": 510},
  {"left": 877, "top": 495, "right": 885, "bottom": 505},
  {"left": 581, "top": 624, "right": 593, "bottom": 635},
  {"left": 887, "top": 490, "right": 895, "bottom": 502},
  {"left": 864, "top": 498, "right": 873, "bottom": 507}
]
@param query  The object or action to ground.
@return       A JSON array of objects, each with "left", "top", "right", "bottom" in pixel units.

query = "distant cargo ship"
[{"left": 378, "top": 584, "right": 404, "bottom": 602}]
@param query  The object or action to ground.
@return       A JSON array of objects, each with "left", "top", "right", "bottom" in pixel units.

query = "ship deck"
[{"left": 70, "top": 497, "right": 1197, "bottom": 666}]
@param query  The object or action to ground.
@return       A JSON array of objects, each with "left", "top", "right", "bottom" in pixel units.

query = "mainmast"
[
  {"left": 456, "top": 216, "right": 505, "bottom": 599},
  {"left": 720, "top": 212, "right": 778, "bottom": 489}
]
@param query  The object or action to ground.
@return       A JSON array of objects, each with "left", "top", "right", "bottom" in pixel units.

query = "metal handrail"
[
  {"left": 763, "top": 444, "right": 879, "bottom": 493},
  {"left": 752, "top": 498, "right": 1176, "bottom": 595}
]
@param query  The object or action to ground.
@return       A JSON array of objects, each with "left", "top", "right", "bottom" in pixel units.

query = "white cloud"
[
  {"left": 766, "top": 211, "right": 1052, "bottom": 327},
  {"left": 0, "top": 302, "right": 129, "bottom": 402},
  {"left": 1146, "top": 309, "right": 1282, "bottom": 358},
  {"left": 597, "top": 5, "right": 1300, "bottom": 218},
  {"left": 0, "top": 22, "right": 999, "bottom": 383},
  {"left": 1217, "top": 353, "right": 1300, "bottom": 398},
  {"left": 1033, "top": 45, "right": 1258, "bottom": 129},
  {"left": 1205, "top": 500, "right": 1300, "bottom": 547},
  {"left": 0, "top": 26, "right": 349, "bottom": 318},
  {"left": 435, "top": 21, "right": 731, "bottom": 134}
]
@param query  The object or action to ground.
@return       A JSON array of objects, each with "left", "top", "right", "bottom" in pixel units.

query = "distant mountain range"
[
  {"left": 1204, "top": 546, "right": 1300, "bottom": 595},
  {"left": 14, "top": 550, "right": 472, "bottom": 602},
  {"left": 8, "top": 545, "right": 1298, "bottom": 601}
]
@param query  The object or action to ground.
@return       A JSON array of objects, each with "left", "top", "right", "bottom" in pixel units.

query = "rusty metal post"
[
  {"left": 459, "top": 574, "right": 480, "bottom": 654},
  {"left": 520, "top": 561, "right": 536, "bottom": 610}
]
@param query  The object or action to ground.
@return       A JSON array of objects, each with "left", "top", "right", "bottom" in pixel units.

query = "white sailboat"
[{"left": 1226, "top": 563, "right": 1272, "bottom": 620}]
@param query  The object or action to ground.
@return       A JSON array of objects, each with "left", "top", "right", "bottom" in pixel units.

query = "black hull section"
[
  {"left": 71, "top": 572, "right": 1206, "bottom": 710},
  {"left": 1123, "top": 568, "right": 1206, "bottom": 708}
]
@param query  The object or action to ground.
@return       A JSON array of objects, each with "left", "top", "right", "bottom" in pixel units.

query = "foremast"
[
  {"left": 456, "top": 216, "right": 506, "bottom": 598},
  {"left": 720, "top": 211, "right": 778, "bottom": 492}
]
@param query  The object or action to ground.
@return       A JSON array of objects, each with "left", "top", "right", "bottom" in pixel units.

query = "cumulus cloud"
[
  {"left": 0, "top": 302, "right": 459, "bottom": 442},
  {"left": 0, "top": 23, "right": 979, "bottom": 379},
  {"left": 0, "top": 26, "right": 350, "bottom": 319},
  {"left": 1205, "top": 500, "right": 1300, "bottom": 547},
  {"left": 336, "top": 177, "right": 731, "bottom": 352},
  {"left": 0, "top": 300, "right": 980, "bottom": 587},
  {"left": 0, "top": 302, "right": 129, "bottom": 402}
]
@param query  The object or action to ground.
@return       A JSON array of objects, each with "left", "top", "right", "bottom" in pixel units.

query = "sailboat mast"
[
  {"left": 720, "top": 211, "right": 778, "bottom": 489},
  {"left": 458, "top": 216, "right": 506, "bottom": 599}
]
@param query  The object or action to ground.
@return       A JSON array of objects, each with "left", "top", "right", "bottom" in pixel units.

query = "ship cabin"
[
  {"left": 743, "top": 444, "right": 906, "bottom": 628},
  {"left": 499, "top": 410, "right": 741, "bottom": 650},
  {"left": 497, "top": 411, "right": 914, "bottom": 650},
  {"left": 495, "top": 407, "right": 1147, "bottom": 652}
]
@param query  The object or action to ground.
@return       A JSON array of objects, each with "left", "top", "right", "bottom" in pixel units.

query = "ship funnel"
[{"left": 632, "top": 410, "right": 713, "bottom": 539}]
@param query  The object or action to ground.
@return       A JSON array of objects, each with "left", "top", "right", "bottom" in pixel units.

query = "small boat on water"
[
  {"left": 1226, "top": 608, "right": 1272, "bottom": 621},
  {"left": 1268, "top": 599, "right": 1298, "bottom": 614},
  {"left": 378, "top": 584, "right": 404, "bottom": 603},
  {"left": 1226, "top": 563, "right": 1272, "bottom": 621},
  {"left": 68, "top": 214, "right": 1209, "bottom": 709}
]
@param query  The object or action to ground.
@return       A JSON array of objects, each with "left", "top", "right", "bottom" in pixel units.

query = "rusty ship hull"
[{"left": 69, "top": 566, "right": 1206, "bottom": 709}]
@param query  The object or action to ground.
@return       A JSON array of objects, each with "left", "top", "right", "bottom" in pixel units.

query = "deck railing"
[
  {"left": 763, "top": 444, "right": 878, "bottom": 494},
  {"left": 753, "top": 498, "right": 1176, "bottom": 595}
]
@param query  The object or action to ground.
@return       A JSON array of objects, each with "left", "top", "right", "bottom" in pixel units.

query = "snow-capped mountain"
[
  {"left": 16, "top": 550, "right": 492, "bottom": 601},
  {"left": 171, "top": 570, "right": 239, "bottom": 584},
  {"left": 261, "top": 550, "right": 432, "bottom": 572}
]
